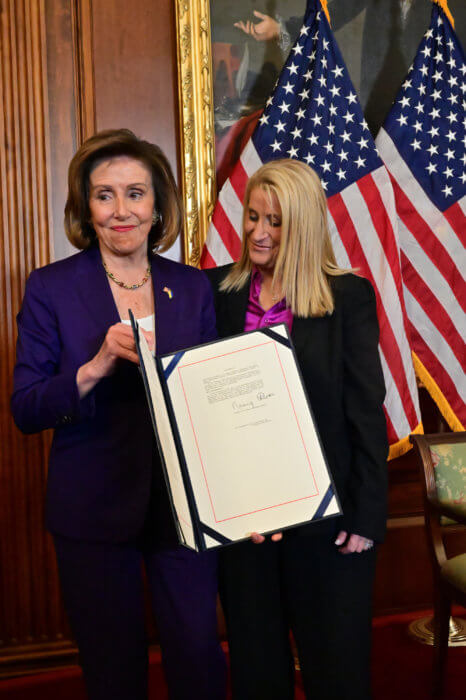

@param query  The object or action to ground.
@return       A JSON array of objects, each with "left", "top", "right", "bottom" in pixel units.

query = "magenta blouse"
[{"left": 244, "top": 268, "right": 294, "bottom": 333}]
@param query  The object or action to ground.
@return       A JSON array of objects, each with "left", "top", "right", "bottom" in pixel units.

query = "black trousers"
[{"left": 219, "top": 532, "right": 377, "bottom": 700}]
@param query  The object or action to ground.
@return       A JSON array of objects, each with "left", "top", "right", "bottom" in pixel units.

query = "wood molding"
[
  {"left": 71, "top": 0, "right": 95, "bottom": 144},
  {"left": 0, "top": 0, "right": 67, "bottom": 671}
]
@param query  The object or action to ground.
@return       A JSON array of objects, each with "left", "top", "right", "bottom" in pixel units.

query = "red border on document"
[{"left": 176, "top": 340, "right": 319, "bottom": 523}]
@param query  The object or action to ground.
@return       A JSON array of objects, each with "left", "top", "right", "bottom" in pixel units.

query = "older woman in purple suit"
[{"left": 11, "top": 129, "right": 226, "bottom": 700}]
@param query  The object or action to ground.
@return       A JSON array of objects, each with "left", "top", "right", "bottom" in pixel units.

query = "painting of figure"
[{"left": 209, "top": 0, "right": 465, "bottom": 186}]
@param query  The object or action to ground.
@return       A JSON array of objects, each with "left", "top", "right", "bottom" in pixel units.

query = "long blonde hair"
[{"left": 220, "top": 159, "right": 349, "bottom": 317}]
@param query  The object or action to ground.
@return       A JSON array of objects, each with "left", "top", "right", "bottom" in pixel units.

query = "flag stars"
[
  {"left": 327, "top": 123, "right": 336, "bottom": 135},
  {"left": 402, "top": 78, "right": 412, "bottom": 89},
  {"left": 291, "top": 44, "right": 303, "bottom": 56},
  {"left": 447, "top": 111, "right": 458, "bottom": 123},
  {"left": 259, "top": 114, "right": 269, "bottom": 125},
  {"left": 274, "top": 120, "right": 286, "bottom": 133},
  {"left": 329, "top": 85, "right": 341, "bottom": 98},
  {"left": 421, "top": 46, "right": 431, "bottom": 58},
  {"left": 444, "top": 148, "right": 455, "bottom": 161},
  {"left": 288, "top": 63, "right": 299, "bottom": 75},
  {"left": 448, "top": 76, "right": 458, "bottom": 88},
  {"left": 411, "top": 139, "right": 421, "bottom": 151},
  {"left": 322, "top": 38, "right": 329, "bottom": 50},
  {"left": 342, "top": 111, "right": 354, "bottom": 123},
  {"left": 413, "top": 121, "right": 423, "bottom": 132},
  {"left": 311, "top": 113, "right": 323, "bottom": 126},
  {"left": 304, "top": 69, "right": 313, "bottom": 81},
  {"left": 307, "top": 133, "right": 319, "bottom": 146},
  {"left": 424, "top": 29, "right": 433, "bottom": 39},
  {"left": 304, "top": 152, "right": 315, "bottom": 165},
  {"left": 426, "top": 162, "right": 437, "bottom": 174},
  {"left": 396, "top": 113, "right": 408, "bottom": 126},
  {"left": 443, "top": 166, "right": 454, "bottom": 179},
  {"left": 314, "top": 94, "right": 326, "bottom": 107},
  {"left": 299, "top": 88, "right": 310, "bottom": 100},
  {"left": 321, "top": 160, "right": 331, "bottom": 173},
  {"left": 427, "top": 144, "right": 439, "bottom": 156},
  {"left": 295, "top": 107, "right": 306, "bottom": 120},
  {"left": 323, "top": 142, "right": 334, "bottom": 153},
  {"left": 399, "top": 96, "right": 411, "bottom": 108},
  {"left": 448, "top": 94, "right": 458, "bottom": 105},
  {"left": 291, "top": 127, "right": 302, "bottom": 140},
  {"left": 338, "top": 149, "right": 349, "bottom": 162},
  {"left": 332, "top": 65, "right": 344, "bottom": 78},
  {"left": 414, "top": 103, "right": 424, "bottom": 114},
  {"left": 434, "top": 51, "right": 443, "bottom": 62},
  {"left": 358, "top": 137, "right": 369, "bottom": 149},
  {"left": 428, "top": 126, "right": 440, "bottom": 138},
  {"left": 345, "top": 92, "right": 358, "bottom": 104},
  {"left": 431, "top": 89, "right": 442, "bottom": 100},
  {"left": 341, "top": 130, "right": 351, "bottom": 143},
  {"left": 318, "top": 75, "right": 327, "bottom": 87},
  {"left": 270, "top": 140, "right": 282, "bottom": 153},
  {"left": 446, "top": 130, "right": 456, "bottom": 142},
  {"left": 354, "top": 156, "right": 366, "bottom": 168},
  {"left": 287, "top": 145, "right": 299, "bottom": 158},
  {"left": 336, "top": 168, "right": 346, "bottom": 181},
  {"left": 300, "top": 25, "right": 309, "bottom": 36},
  {"left": 442, "top": 184, "right": 453, "bottom": 197},
  {"left": 418, "top": 84, "right": 426, "bottom": 95},
  {"left": 461, "top": 173, "right": 466, "bottom": 184},
  {"left": 282, "top": 82, "right": 294, "bottom": 94},
  {"left": 329, "top": 103, "right": 338, "bottom": 116},
  {"left": 278, "top": 101, "right": 290, "bottom": 114},
  {"left": 432, "top": 70, "right": 443, "bottom": 82},
  {"left": 429, "top": 107, "right": 441, "bottom": 119}
]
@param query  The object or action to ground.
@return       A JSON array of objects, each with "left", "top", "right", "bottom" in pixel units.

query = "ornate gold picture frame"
[{"left": 175, "top": 0, "right": 216, "bottom": 267}]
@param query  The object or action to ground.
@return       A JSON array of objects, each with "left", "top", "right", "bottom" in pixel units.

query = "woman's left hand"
[{"left": 335, "top": 530, "right": 374, "bottom": 554}]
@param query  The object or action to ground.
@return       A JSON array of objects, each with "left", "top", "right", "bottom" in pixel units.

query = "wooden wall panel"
[
  {"left": 0, "top": 0, "right": 75, "bottom": 675},
  {"left": 91, "top": 0, "right": 179, "bottom": 178}
]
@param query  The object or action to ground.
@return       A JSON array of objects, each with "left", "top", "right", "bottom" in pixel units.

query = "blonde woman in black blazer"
[{"left": 206, "top": 159, "right": 388, "bottom": 700}]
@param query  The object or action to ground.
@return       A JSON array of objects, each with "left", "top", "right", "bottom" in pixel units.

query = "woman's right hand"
[
  {"left": 250, "top": 531, "right": 283, "bottom": 544},
  {"left": 76, "top": 323, "right": 153, "bottom": 398}
]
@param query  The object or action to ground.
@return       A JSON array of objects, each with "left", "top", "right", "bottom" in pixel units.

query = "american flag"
[
  {"left": 202, "top": 0, "right": 422, "bottom": 455},
  {"left": 376, "top": 2, "right": 465, "bottom": 430}
]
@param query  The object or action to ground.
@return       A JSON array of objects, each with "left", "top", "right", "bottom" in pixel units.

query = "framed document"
[{"left": 130, "top": 313, "right": 341, "bottom": 550}]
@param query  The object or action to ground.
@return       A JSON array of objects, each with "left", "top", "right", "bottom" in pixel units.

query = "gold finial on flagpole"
[
  {"left": 319, "top": 0, "right": 330, "bottom": 25},
  {"left": 432, "top": 0, "right": 455, "bottom": 29}
]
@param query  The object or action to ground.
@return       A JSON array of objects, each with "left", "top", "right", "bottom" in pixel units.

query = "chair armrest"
[{"left": 430, "top": 498, "right": 466, "bottom": 525}]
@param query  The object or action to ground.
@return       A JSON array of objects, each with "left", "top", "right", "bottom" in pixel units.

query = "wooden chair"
[{"left": 410, "top": 432, "right": 466, "bottom": 697}]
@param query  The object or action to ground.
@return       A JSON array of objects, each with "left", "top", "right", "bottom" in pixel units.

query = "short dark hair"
[{"left": 64, "top": 129, "right": 182, "bottom": 252}]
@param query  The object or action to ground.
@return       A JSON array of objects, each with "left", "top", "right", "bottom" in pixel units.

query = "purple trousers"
[{"left": 53, "top": 534, "right": 227, "bottom": 700}]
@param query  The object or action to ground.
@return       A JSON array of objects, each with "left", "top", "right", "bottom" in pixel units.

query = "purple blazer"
[{"left": 12, "top": 245, "right": 216, "bottom": 542}]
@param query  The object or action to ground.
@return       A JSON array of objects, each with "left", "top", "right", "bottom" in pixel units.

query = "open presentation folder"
[{"left": 130, "top": 312, "right": 341, "bottom": 551}]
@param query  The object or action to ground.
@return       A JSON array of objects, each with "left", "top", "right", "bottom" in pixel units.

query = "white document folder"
[{"left": 130, "top": 312, "right": 341, "bottom": 551}]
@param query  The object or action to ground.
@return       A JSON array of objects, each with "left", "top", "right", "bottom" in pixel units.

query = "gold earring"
[{"left": 152, "top": 210, "right": 159, "bottom": 225}]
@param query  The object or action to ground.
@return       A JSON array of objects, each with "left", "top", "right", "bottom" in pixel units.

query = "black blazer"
[{"left": 205, "top": 265, "right": 389, "bottom": 542}]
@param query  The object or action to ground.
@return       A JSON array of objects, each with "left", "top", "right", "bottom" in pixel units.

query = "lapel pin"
[{"left": 163, "top": 286, "right": 173, "bottom": 300}]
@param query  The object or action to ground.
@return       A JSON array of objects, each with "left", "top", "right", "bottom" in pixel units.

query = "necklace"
[{"left": 102, "top": 260, "right": 151, "bottom": 290}]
